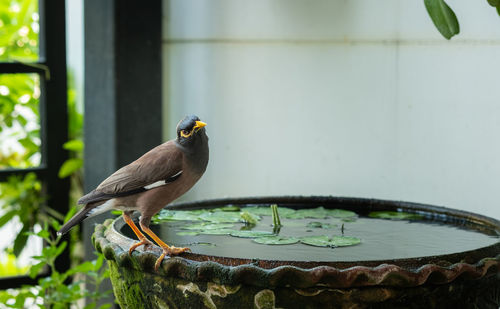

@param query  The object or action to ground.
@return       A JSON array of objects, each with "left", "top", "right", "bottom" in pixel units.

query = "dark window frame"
[{"left": 0, "top": 0, "right": 70, "bottom": 289}]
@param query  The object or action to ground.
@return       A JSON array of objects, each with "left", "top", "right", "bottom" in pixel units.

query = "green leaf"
[
  {"left": 36, "top": 229, "right": 51, "bottom": 240},
  {"left": 240, "top": 211, "right": 260, "bottom": 225},
  {"left": 29, "top": 261, "right": 45, "bottom": 279},
  {"left": 213, "top": 205, "right": 240, "bottom": 212},
  {"left": 487, "top": 0, "right": 500, "bottom": 7},
  {"left": 54, "top": 241, "right": 68, "bottom": 258},
  {"left": 424, "top": 0, "right": 460, "bottom": 39},
  {"left": 94, "top": 255, "right": 104, "bottom": 270},
  {"left": 252, "top": 236, "right": 299, "bottom": 245},
  {"left": 18, "top": 136, "right": 39, "bottom": 153},
  {"left": 0, "top": 209, "right": 17, "bottom": 228},
  {"left": 327, "top": 209, "right": 357, "bottom": 218},
  {"left": 299, "top": 235, "right": 361, "bottom": 247},
  {"left": 368, "top": 211, "right": 424, "bottom": 220},
  {"left": 63, "top": 139, "right": 84, "bottom": 152},
  {"left": 330, "top": 236, "right": 361, "bottom": 247},
  {"left": 199, "top": 211, "right": 242, "bottom": 223},
  {"left": 58, "top": 158, "right": 83, "bottom": 178},
  {"left": 299, "top": 235, "right": 331, "bottom": 247},
  {"left": 229, "top": 230, "right": 274, "bottom": 238},
  {"left": 284, "top": 207, "right": 330, "bottom": 219},
  {"left": 154, "top": 210, "right": 202, "bottom": 222},
  {"left": 66, "top": 261, "right": 94, "bottom": 277},
  {"left": 244, "top": 206, "right": 296, "bottom": 217},
  {"left": 13, "top": 225, "right": 29, "bottom": 257}
]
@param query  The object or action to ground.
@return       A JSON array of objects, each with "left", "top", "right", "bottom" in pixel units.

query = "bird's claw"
[
  {"left": 154, "top": 246, "right": 191, "bottom": 271},
  {"left": 128, "top": 238, "right": 154, "bottom": 255}
]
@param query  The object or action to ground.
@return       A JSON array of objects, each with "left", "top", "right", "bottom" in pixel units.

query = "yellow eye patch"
[
  {"left": 179, "top": 120, "right": 207, "bottom": 138},
  {"left": 180, "top": 129, "right": 194, "bottom": 138}
]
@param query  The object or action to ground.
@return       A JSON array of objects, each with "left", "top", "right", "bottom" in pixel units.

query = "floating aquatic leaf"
[
  {"left": 176, "top": 231, "right": 199, "bottom": 236},
  {"left": 199, "top": 211, "right": 242, "bottom": 223},
  {"left": 212, "top": 205, "right": 241, "bottom": 212},
  {"left": 154, "top": 210, "right": 202, "bottom": 222},
  {"left": 229, "top": 230, "right": 274, "bottom": 238},
  {"left": 243, "top": 206, "right": 296, "bottom": 217},
  {"left": 299, "top": 235, "right": 331, "bottom": 247},
  {"left": 252, "top": 236, "right": 299, "bottom": 245},
  {"left": 299, "top": 235, "right": 361, "bottom": 247},
  {"left": 182, "top": 223, "right": 235, "bottom": 231},
  {"left": 327, "top": 209, "right": 357, "bottom": 218},
  {"left": 330, "top": 236, "right": 361, "bottom": 247},
  {"left": 240, "top": 211, "right": 260, "bottom": 224},
  {"left": 306, "top": 221, "right": 337, "bottom": 229},
  {"left": 369, "top": 211, "right": 424, "bottom": 220},
  {"left": 284, "top": 207, "right": 330, "bottom": 219}
]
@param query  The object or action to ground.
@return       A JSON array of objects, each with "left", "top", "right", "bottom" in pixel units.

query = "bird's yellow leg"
[
  {"left": 122, "top": 212, "right": 153, "bottom": 255},
  {"left": 139, "top": 223, "right": 190, "bottom": 271}
]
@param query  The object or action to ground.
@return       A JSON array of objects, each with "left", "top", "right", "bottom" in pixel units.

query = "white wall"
[{"left": 162, "top": 0, "right": 500, "bottom": 219}]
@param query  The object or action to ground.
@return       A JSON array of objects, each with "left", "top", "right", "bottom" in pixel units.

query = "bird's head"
[{"left": 176, "top": 115, "right": 207, "bottom": 146}]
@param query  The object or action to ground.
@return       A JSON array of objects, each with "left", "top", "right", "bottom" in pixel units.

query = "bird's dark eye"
[{"left": 180, "top": 129, "right": 191, "bottom": 138}]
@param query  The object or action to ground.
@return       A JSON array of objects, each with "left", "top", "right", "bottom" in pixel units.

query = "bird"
[{"left": 58, "top": 115, "right": 209, "bottom": 270}]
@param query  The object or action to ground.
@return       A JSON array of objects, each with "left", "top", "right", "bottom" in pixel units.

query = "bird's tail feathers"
[
  {"left": 57, "top": 199, "right": 115, "bottom": 236},
  {"left": 57, "top": 206, "right": 93, "bottom": 236}
]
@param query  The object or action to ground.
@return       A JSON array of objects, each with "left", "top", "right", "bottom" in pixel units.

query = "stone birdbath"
[{"left": 93, "top": 196, "right": 500, "bottom": 309}]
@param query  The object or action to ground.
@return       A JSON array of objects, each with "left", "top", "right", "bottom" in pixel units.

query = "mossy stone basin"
[{"left": 93, "top": 196, "right": 500, "bottom": 309}]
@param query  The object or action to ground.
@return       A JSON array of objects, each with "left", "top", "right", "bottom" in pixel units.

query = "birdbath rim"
[{"left": 93, "top": 195, "right": 500, "bottom": 289}]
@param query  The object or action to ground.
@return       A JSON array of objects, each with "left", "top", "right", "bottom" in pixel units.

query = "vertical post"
[
  {"left": 40, "top": 0, "right": 70, "bottom": 273},
  {"left": 84, "top": 0, "right": 162, "bottom": 305}
]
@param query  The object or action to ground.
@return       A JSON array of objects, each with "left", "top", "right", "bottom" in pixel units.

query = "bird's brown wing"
[{"left": 78, "top": 141, "right": 183, "bottom": 204}]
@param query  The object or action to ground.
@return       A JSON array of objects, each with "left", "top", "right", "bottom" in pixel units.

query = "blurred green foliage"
[
  {"left": 0, "top": 0, "right": 43, "bottom": 262},
  {"left": 0, "top": 173, "right": 44, "bottom": 257},
  {"left": 0, "top": 1, "right": 108, "bottom": 307},
  {"left": 0, "top": 220, "right": 111, "bottom": 309},
  {"left": 0, "top": 0, "right": 38, "bottom": 62},
  {"left": 0, "top": 73, "right": 40, "bottom": 168}
]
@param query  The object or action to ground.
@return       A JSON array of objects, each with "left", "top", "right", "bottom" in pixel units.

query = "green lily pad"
[
  {"left": 243, "top": 206, "right": 296, "bottom": 217},
  {"left": 306, "top": 221, "right": 337, "bottom": 229},
  {"left": 176, "top": 231, "right": 199, "bottom": 236},
  {"left": 330, "top": 236, "right": 361, "bottom": 247},
  {"left": 182, "top": 223, "right": 235, "bottom": 230},
  {"left": 299, "top": 235, "right": 361, "bottom": 247},
  {"left": 212, "top": 205, "right": 241, "bottom": 212},
  {"left": 240, "top": 211, "right": 260, "bottom": 224},
  {"left": 299, "top": 235, "right": 331, "bottom": 247},
  {"left": 284, "top": 207, "right": 330, "bottom": 219},
  {"left": 199, "top": 211, "right": 242, "bottom": 223},
  {"left": 154, "top": 210, "right": 202, "bottom": 222},
  {"left": 327, "top": 209, "right": 357, "bottom": 218},
  {"left": 229, "top": 230, "right": 274, "bottom": 238},
  {"left": 252, "top": 236, "right": 299, "bottom": 245},
  {"left": 369, "top": 211, "right": 424, "bottom": 220}
]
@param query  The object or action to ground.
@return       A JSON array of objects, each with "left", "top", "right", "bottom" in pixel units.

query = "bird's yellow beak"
[{"left": 194, "top": 121, "right": 207, "bottom": 131}]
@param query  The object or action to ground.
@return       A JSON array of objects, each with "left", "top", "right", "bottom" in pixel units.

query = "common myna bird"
[{"left": 58, "top": 115, "right": 209, "bottom": 270}]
